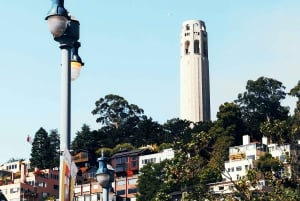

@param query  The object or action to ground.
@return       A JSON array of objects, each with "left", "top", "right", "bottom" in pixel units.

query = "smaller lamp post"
[{"left": 96, "top": 151, "right": 110, "bottom": 201}]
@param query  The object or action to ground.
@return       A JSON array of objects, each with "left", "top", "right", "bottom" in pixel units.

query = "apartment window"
[
  {"left": 77, "top": 197, "right": 84, "bottom": 201},
  {"left": 247, "top": 155, "right": 255, "bottom": 160},
  {"left": 128, "top": 178, "right": 138, "bottom": 185},
  {"left": 84, "top": 195, "right": 90, "bottom": 201},
  {"left": 115, "top": 157, "right": 127, "bottom": 165},
  {"left": 117, "top": 180, "right": 126, "bottom": 186},
  {"left": 128, "top": 188, "right": 138, "bottom": 194},
  {"left": 10, "top": 188, "right": 19, "bottom": 193},
  {"left": 236, "top": 166, "right": 242, "bottom": 171},
  {"left": 117, "top": 190, "right": 126, "bottom": 195},
  {"left": 218, "top": 186, "right": 224, "bottom": 190}
]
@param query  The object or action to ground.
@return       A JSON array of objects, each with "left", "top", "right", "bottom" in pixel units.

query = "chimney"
[
  {"left": 243, "top": 135, "right": 250, "bottom": 145},
  {"left": 262, "top": 136, "right": 268, "bottom": 145},
  {"left": 20, "top": 163, "right": 26, "bottom": 183}
]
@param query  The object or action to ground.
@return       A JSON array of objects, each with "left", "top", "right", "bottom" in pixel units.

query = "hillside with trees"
[{"left": 29, "top": 76, "right": 300, "bottom": 200}]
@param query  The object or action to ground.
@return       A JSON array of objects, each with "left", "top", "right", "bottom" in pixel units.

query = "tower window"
[
  {"left": 186, "top": 24, "right": 190, "bottom": 30},
  {"left": 185, "top": 40, "right": 190, "bottom": 54},
  {"left": 201, "top": 24, "right": 206, "bottom": 31},
  {"left": 193, "top": 23, "right": 198, "bottom": 29},
  {"left": 194, "top": 40, "right": 200, "bottom": 54}
]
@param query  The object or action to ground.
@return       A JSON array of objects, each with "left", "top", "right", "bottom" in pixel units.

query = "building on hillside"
[
  {"left": 111, "top": 148, "right": 155, "bottom": 201},
  {"left": 72, "top": 148, "right": 174, "bottom": 201},
  {"left": 222, "top": 135, "right": 267, "bottom": 182},
  {"left": 208, "top": 135, "right": 293, "bottom": 197},
  {"left": 208, "top": 135, "right": 267, "bottom": 196},
  {"left": 180, "top": 19, "right": 211, "bottom": 122},
  {"left": 72, "top": 150, "right": 96, "bottom": 185},
  {"left": 139, "top": 148, "right": 174, "bottom": 169},
  {"left": 0, "top": 162, "right": 59, "bottom": 200},
  {"left": 0, "top": 160, "right": 30, "bottom": 174},
  {"left": 73, "top": 181, "right": 117, "bottom": 201},
  {"left": 266, "top": 142, "right": 291, "bottom": 178}
]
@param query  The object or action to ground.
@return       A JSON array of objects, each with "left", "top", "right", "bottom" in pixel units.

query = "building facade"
[
  {"left": 180, "top": 19, "right": 211, "bottom": 122},
  {"left": 0, "top": 162, "right": 59, "bottom": 201},
  {"left": 208, "top": 135, "right": 293, "bottom": 197},
  {"left": 73, "top": 148, "right": 174, "bottom": 201},
  {"left": 139, "top": 148, "right": 174, "bottom": 169},
  {"left": 111, "top": 149, "right": 154, "bottom": 201}
]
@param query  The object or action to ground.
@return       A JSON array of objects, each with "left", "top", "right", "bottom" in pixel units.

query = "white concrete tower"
[{"left": 180, "top": 20, "right": 211, "bottom": 122}]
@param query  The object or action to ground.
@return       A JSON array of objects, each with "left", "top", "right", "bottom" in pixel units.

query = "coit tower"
[{"left": 180, "top": 20, "right": 211, "bottom": 122}]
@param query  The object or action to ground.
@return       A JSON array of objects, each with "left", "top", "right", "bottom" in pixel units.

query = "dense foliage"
[
  {"left": 30, "top": 128, "right": 59, "bottom": 169},
  {"left": 29, "top": 76, "right": 300, "bottom": 200}
]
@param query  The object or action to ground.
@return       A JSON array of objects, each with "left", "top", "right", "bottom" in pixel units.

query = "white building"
[
  {"left": 209, "top": 135, "right": 292, "bottom": 196},
  {"left": 180, "top": 19, "right": 211, "bottom": 122},
  {"left": 222, "top": 135, "right": 266, "bottom": 182},
  {"left": 267, "top": 143, "right": 290, "bottom": 163},
  {"left": 0, "top": 160, "right": 30, "bottom": 174},
  {"left": 139, "top": 148, "right": 174, "bottom": 169}
]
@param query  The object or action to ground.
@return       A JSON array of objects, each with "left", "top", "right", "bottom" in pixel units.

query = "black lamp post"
[{"left": 45, "top": 0, "right": 83, "bottom": 200}]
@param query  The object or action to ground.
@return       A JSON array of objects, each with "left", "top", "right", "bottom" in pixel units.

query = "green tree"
[
  {"left": 260, "top": 119, "right": 289, "bottom": 144},
  {"left": 235, "top": 76, "right": 289, "bottom": 141},
  {"left": 257, "top": 153, "right": 282, "bottom": 179},
  {"left": 161, "top": 131, "right": 218, "bottom": 200},
  {"left": 289, "top": 81, "right": 300, "bottom": 140},
  {"left": 71, "top": 124, "right": 102, "bottom": 166},
  {"left": 210, "top": 102, "right": 245, "bottom": 145},
  {"left": 208, "top": 135, "right": 234, "bottom": 171},
  {"left": 137, "top": 161, "right": 168, "bottom": 201},
  {"left": 48, "top": 129, "right": 60, "bottom": 168},
  {"left": 91, "top": 94, "right": 145, "bottom": 128},
  {"left": 289, "top": 81, "right": 300, "bottom": 181},
  {"left": 133, "top": 117, "right": 165, "bottom": 146},
  {"left": 162, "top": 118, "right": 192, "bottom": 144},
  {"left": 30, "top": 127, "right": 52, "bottom": 169}
]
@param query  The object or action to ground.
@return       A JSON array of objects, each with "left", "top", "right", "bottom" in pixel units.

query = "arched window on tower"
[
  {"left": 186, "top": 24, "right": 190, "bottom": 30},
  {"left": 194, "top": 40, "right": 200, "bottom": 54},
  {"left": 193, "top": 23, "right": 198, "bottom": 29},
  {"left": 185, "top": 40, "right": 190, "bottom": 54},
  {"left": 201, "top": 24, "right": 206, "bottom": 31}
]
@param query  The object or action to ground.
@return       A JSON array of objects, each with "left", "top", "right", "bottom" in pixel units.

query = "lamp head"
[
  {"left": 71, "top": 41, "right": 84, "bottom": 81},
  {"left": 46, "top": 0, "right": 69, "bottom": 38},
  {"left": 96, "top": 151, "right": 110, "bottom": 187}
]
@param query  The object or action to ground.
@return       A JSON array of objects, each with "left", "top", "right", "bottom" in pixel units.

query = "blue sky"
[{"left": 1, "top": 0, "right": 300, "bottom": 164}]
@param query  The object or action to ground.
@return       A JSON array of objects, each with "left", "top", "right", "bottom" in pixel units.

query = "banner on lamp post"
[{"left": 60, "top": 147, "right": 72, "bottom": 201}]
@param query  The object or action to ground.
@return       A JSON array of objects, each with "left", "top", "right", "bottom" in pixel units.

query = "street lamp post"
[
  {"left": 96, "top": 152, "right": 111, "bottom": 201},
  {"left": 45, "top": 0, "right": 83, "bottom": 200}
]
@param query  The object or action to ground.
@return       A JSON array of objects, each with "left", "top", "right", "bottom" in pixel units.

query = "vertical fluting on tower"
[{"left": 180, "top": 20, "right": 211, "bottom": 122}]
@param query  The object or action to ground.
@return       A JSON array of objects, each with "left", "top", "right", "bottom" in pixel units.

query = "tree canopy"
[
  {"left": 30, "top": 76, "right": 300, "bottom": 200},
  {"left": 30, "top": 128, "right": 59, "bottom": 169},
  {"left": 235, "top": 76, "right": 289, "bottom": 141}
]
